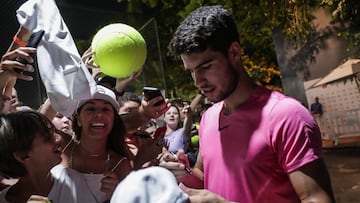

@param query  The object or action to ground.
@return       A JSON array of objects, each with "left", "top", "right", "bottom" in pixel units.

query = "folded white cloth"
[
  {"left": 111, "top": 167, "right": 189, "bottom": 203},
  {"left": 16, "top": 0, "right": 96, "bottom": 117}
]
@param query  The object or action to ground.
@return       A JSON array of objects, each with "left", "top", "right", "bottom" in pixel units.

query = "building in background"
[{"left": 304, "top": 60, "right": 360, "bottom": 147}]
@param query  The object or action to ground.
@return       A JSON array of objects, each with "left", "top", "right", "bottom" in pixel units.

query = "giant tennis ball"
[{"left": 91, "top": 23, "right": 147, "bottom": 78}]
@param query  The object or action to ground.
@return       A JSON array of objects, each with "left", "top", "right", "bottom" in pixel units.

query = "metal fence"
[{"left": 319, "top": 109, "right": 360, "bottom": 146}]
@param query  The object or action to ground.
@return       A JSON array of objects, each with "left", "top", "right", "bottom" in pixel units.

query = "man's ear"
[
  {"left": 13, "top": 151, "right": 29, "bottom": 164},
  {"left": 227, "top": 41, "right": 243, "bottom": 63}
]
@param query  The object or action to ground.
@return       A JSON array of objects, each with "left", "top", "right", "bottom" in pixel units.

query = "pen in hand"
[{"left": 171, "top": 152, "right": 192, "bottom": 174}]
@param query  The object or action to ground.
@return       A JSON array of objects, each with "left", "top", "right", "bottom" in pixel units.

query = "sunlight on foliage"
[{"left": 242, "top": 55, "right": 283, "bottom": 92}]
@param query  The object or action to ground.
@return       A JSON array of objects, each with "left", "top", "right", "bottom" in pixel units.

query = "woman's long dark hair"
[{"left": 72, "top": 106, "right": 129, "bottom": 158}]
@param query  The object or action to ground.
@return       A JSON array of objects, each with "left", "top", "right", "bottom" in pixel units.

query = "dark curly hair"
[
  {"left": 168, "top": 5, "right": 239, "bottom": 56},
  {"left": 0, "top": 111, "right": 55, "bottom": 178}
]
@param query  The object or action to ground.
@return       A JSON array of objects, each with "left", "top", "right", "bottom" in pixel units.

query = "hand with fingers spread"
[
  {"left": 82, "top": 46, "right": 144, "bottom": 95},
  {"left": 81, "top": 47, "right": 99, "bottom": 77}
]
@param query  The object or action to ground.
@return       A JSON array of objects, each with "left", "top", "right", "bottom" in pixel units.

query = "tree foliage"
[
  {"left": 115, "top": 0, "right": 360, "bottom": 100},
  {"left": 325, "top": 0, "right": 360, "bottom": 50}
]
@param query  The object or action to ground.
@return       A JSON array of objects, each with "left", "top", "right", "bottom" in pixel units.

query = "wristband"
[
  {"left": 112, "top": 87, "right": 124, "bottom": 97},
  {"left": 27, "top": 195, "right": 52, "bottom": 203},
  {"left": 13, "top": 35, "right": 27, "bottom": 47}
]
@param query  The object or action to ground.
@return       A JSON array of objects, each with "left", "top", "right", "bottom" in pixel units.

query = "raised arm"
[
  {"left": 121, "top": 96, "right": 170, "bottom": 134},
  {"left": 182, "top": 104, "right": 193, "bottom": 140},
  {"left": 7, "top": 26, "right": 32, "bottom": 53},
  {"left": 0, "top": 47, "right": 36, "bottom": 88},
  {"left": 189, "top": 94, "right": 204, "bottom": 112},
  {"left": 38, "top": 98, "right": 56, "bottom": 120},
  {"left": 0, "top": 45, "right": 37, "bottom": 114}
]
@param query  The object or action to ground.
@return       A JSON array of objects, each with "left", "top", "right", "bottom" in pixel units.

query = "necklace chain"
[
  {"left": 78, "top": 144, "right": 107, "bottom": 157},
  {"left": 69, "top": 143, "right": 110, "bottom": 171}
]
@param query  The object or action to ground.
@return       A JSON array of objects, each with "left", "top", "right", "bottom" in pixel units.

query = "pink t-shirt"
[{"left": 200, "top": 86, "right": 322, "bottom": 203}]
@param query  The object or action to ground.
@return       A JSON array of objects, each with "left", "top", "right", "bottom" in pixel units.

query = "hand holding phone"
[
  {"left": 143, "top": 86, "right": 165, "bottom": 106},
  {"left": 15, "top": 30, "right": 45, "bottom": 74}
]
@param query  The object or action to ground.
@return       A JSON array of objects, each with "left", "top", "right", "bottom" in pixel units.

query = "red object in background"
[{"left": 153, "top": 126, "right": 166, "bottom": 140}]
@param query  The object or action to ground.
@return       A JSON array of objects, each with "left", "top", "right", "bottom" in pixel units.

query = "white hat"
[
  {"left": 111, "top": 167, "right": 189, "bottom": 203},
  {"left": 77, "top": 85, "right": 119, "bottom": 111}
]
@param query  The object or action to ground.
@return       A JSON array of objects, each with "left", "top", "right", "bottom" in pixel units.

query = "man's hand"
[
  {"left": 159, "top": 149, "right": 191, "bottom": 179},
  {"left": 179, "top": 183, "right": 231, "bottom": 203}
]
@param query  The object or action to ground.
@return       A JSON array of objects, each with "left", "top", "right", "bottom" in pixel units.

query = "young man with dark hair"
[{"left": 160, "top": 5, "right": 335, "bottom": 203}]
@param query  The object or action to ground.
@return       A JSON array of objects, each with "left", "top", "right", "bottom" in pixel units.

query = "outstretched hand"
[{"left": 82, "top": 47, "right": 144, "bottom": 94}]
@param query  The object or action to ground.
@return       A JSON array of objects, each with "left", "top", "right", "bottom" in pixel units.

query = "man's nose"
[{"left": 192, "top": 71, "right": 205, "bottom": 88}]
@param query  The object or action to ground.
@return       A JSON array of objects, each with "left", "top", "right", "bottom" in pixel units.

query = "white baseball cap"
[{"left": 77, "top": 85, "right": 119, "bottom": 111}]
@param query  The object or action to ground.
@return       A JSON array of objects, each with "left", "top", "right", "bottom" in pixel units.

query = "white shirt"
[{"left": 0, "top": 165, "right": 98, "bottom": 203}]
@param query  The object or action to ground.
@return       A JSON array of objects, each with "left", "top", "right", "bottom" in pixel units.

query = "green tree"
[
  {"left": 325, "top": 0, "right": 360, "bottom": 52},
  {"left": 116, "top": 0, "right": 360, "bottom": 100}
]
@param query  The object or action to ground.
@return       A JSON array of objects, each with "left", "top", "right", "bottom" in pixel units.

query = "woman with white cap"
[{"left": 59, "top": 85, "right": 132, "bottom": 202}]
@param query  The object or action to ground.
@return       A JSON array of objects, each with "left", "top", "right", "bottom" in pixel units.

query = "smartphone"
[
  {"left": 143, "top": 86, "right": 165, "bottom": 106},
  {"left": 15, "top": 30, "right": 45, "bottom": 74}
]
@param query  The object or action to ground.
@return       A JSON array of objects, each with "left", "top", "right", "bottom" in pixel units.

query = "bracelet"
[{"left": 13, "top": 35, "right": 27, "bottom": 47}]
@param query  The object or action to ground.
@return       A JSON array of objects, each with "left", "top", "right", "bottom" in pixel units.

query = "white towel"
[
  {"left": 16, "top": 0, "right": 96, "bottom": 117},
  {"left": 111, "top": 167, "right": 189, "bottom": 203}
]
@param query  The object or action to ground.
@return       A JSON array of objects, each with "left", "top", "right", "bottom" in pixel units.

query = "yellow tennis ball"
[
  {"left": 191, "top": 135, "right": 199, "bottom": 147},
  {"left": 91, "top": 23, "right": 147, "bottom": 78}
]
